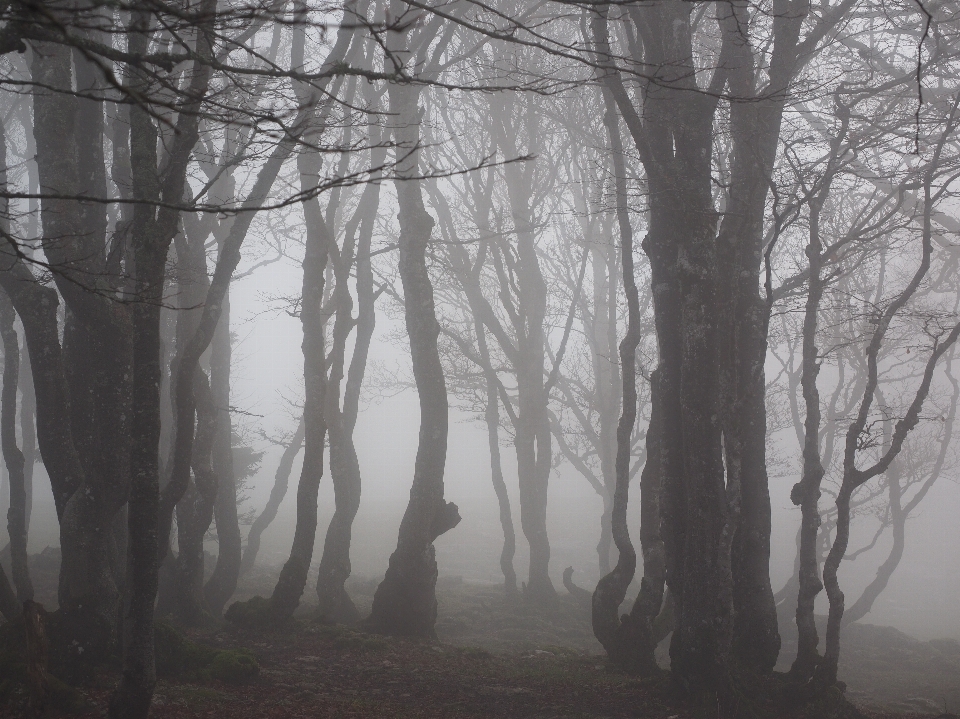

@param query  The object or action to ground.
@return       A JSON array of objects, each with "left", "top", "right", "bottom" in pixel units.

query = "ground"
[{"left": 1, "top": 553, "right": 959, "bottom": 718}]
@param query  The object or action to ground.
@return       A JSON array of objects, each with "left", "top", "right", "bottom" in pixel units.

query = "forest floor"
[{"left": 2, "top": 551, "right": 959, "bottom": 718}]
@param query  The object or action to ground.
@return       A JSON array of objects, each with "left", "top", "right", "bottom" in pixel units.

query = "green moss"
[
  {"left": 330, "top": 629, "right": 388, "bottom": 653},
  {"left": 154, "top": 622, "right": 218, "bottom": 679},
  {"left": 47, "top": 674, "right": 91, "bottom": 714},
  {"left": 154, "top": 622, "right": 258, "bottom": 684},
  {"left": 208, "top": 649, "right": 260, "bottom": 684},
  {"left": 224, "top": 595, "right": 281, "bottom": 629}
]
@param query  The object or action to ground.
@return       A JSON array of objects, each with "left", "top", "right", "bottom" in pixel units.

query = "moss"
[
  {"left": 224, "top": 595, "right": 291, "bottom": 630},
  {"left": 154, "top": 622, "right": 258, "bottom": 684},
  {"left": 208, "top": 649, "right": 260, "bottom": 684},
  {"left": 0, "top": 617, "right": 90, "bottom": 714},
  {"left": 154, "top": 622, "right": 218, "bottom": 679},
  {"left": 47, "top": 673, "right": 91, "bottom": 714}
]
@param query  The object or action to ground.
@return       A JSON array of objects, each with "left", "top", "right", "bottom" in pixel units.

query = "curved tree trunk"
[
  {"left": 240, "top": 417, "right": 304, "bottom": 576},
  {"left": 365, "top": 3, "right": 459, "bottom": 635},
  {"left": 490, "top": 94, "right": 554, "bottom": 602},
  {"left": 789, "top": 178, "right": 832, "bottom": 682},
  {"left": 315, "top": 160, "right": 380, "bottom": 623},
  {"left": 590, "top": 65, "right": 657, "bottom": 670}
]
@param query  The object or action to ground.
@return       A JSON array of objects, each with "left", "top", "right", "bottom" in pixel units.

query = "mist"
[{"left": 1, "top": 2, "right": 960, "bottom": 718}]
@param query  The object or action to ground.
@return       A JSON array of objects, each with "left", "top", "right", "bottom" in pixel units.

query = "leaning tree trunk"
[
  {"left": 266, "top": 37, "right": 340, "bottom": 616},
  {"left": 365, "top": 3, "right": 459, "bottom": 635},
  {"left": 239, "top": 418, "right": 304, "bottom": 576}
]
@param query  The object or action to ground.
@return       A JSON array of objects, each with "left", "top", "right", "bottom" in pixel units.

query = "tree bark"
[
  {"left": 789, "top": 180, "right": 829, "bottom": 683},
  {"left": 0, "top": 288, "right": 32, "bottom": 603},
  {"left": 239, "top": 417, "right": 304, "bottom": 576},
  {"left": 315, "top": 136, "right": 382, "bottom": 624},
  {"left": 203, "top": 290, "right": 241, "bottom": 616},
  {"left": 490, "top": 95, "right": 554, "bottom": 601},
  {"left": 365, "top": 2, "right": 459, "bottom": 635},
  {"left": 112, "top": 5, "right": 215, "bottom": 714}
]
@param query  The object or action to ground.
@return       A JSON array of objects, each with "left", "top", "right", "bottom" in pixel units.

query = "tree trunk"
[
  {"left": 491, "top": 96, "right": 554, "bottom": 601},
  {"left": 240, "top": 417, "right": 304, "bottom": 576},
  {"left": 112, "top": 6, "right": 215, "bottom": 713},
  {"left": 203, "top": 287, "right": 242, "bottom": 617},
  {"left": 173, "top": 371, "right": 219, "bottom": 626},
  {"left": 19, "top": 342, "right": 36, "bottom": 535},
  {"left": 365, "top": 3, "right": 459, "bottom": 635},
  {"left": 480, "top": 329, "right": 518, "bottom": 598},
  {"left": 789, "top": 184, "right": 829, "bottom": 683},
  {"left": 315, "top": 193, "right": 377, "bottom": 623},
  {"left": 588, "top": 61, "right": 659, "bottom": 670},
  {"left": 0, "top": 289, "right": 32, "bottom": 603},
  {"left": 267, "top": 47, "right": 335, "bottom": 617}
]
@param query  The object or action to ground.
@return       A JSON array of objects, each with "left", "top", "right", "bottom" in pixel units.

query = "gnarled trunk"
[{"left": 365, "top": 5, "right": 459, "bottom": 634}]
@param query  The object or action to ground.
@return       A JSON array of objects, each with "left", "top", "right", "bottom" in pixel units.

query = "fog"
[
  {"left": 10, "top": 251, "right": 960, "bottom": 642},
  {"left": 2, "top": 2, "right": 960, "bottom": 717}
]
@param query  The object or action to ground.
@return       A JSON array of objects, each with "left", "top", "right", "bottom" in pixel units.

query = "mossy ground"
[{"left": 1, "top": 570, "right": 956, "bottom": 718}]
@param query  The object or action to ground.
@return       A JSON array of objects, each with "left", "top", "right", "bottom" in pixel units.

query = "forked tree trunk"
[
  {"left": 789, "top": 162, "right": 836, "bottom": 682},
  {"left": 315, "top": 133, "right": 382, "bottom": 623},
  {"left": 816, "top": 156, "right": 960, "bottom": 686},
  {"left": 589, "top": 64, "right": 659, "bottom": 669},
  {"left": 365, "top": 2, "right": 459, "bottom": 635},
  {"left": 112, "top": 6, "right": 215, "bottom": 715},
  {"left": 490, "top": 94, "right": 554, "bottom": 601}
]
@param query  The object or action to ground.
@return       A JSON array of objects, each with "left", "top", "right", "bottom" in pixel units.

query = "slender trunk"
[
  {"left": 173, "top": 371, "right": 219, "bottom": 625},
  {"left": 112, "top": 5, "right": 216, "bottom": 713},
  {"left": 589, "top": 61, "right": 656, "bottom": 669},
  {"left": 19, "top": 343, "right": 36, "bottom": 535},
  {"left": 789, "top": 190, "right": 828, "bottom": 682},
  {"left": 267, "top": 10, "right": 341, "bottom": 612},
  {"left": 268, "top": 180, "right": 329, "bottom": 621},
  {"left": 203, "top": 287, "right": 242, "bottom": 617},
  {"left": 0, "top": 289, "right": 32, "bottom": 602},
  {"left": 365, "top": 4, "right": 458, "bottom": 635},
  {"left": 492, "top": 97, "right": 554, "bottom": 601},
  {"left": 239, "top": 418, "right": 304, "bottom": 576},
  {"left": 478, "top": 322, "right": 517, "bottom": 597},
  {"left": 817, "top": 158, "right": 960, "bottom": 686},
  {"left": 0, "top": 115, "right": 32, "bottom": 604}
]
